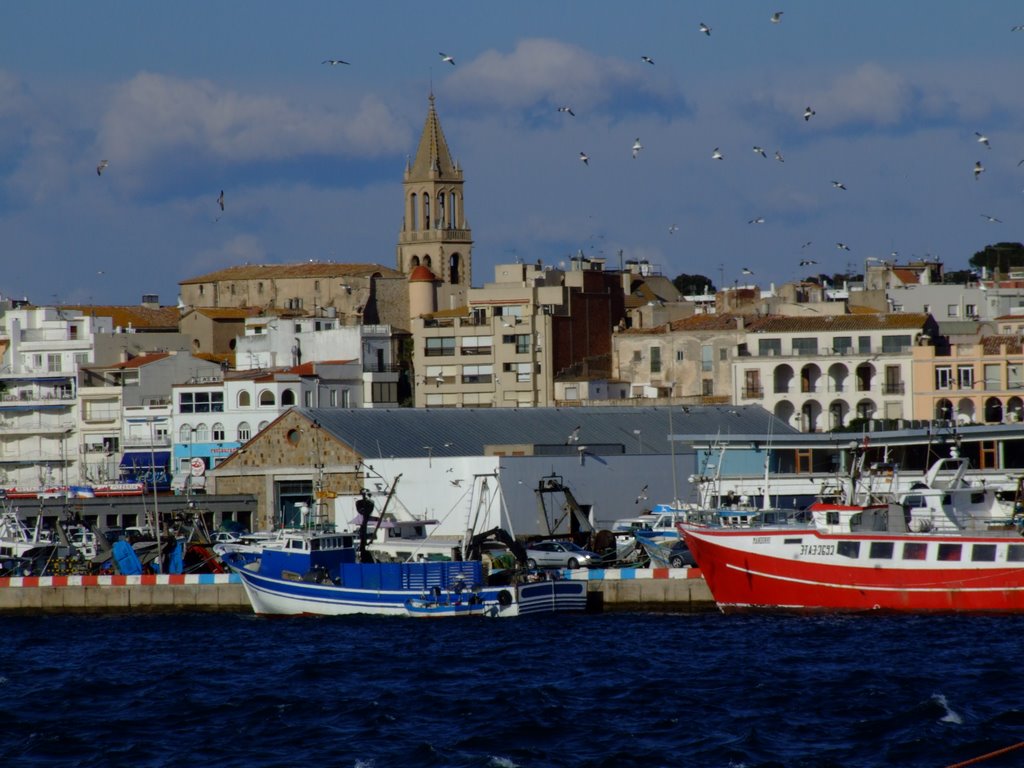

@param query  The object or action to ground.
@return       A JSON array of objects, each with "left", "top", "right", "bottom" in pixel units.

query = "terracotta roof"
[
  {"left": 60, "top": 305, "right": 180, "bottom": 330},
  {"left": 409, "top": 265, "right": 437, "bottom": 282},
  {"left": 749, "top": 313, "right": 930, "bottom": 333},
  {"left": 105, "top": 352, "right": 171, "bottom": 370},
  {"left": 618, "top": 313, "right": 753, "bottom": 336},
  {"left": 190, "top": 307, "right": 263, "bottom": 320},
  {"left": 286, "top": 360, "right": 357, "bottom": 375},
  {"left": 982, "top": 335, "right": 1024, "bottom": 354},
  {"left": 891, "top": 268, "right": 920, "bottom": 285},
  {"left": 180, "top": 262, "right": 403, "bottom": 285}
]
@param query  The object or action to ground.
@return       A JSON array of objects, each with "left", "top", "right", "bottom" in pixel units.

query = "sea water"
[{"left": 3, "top": 611, "right": 1024, "bottom": 767}]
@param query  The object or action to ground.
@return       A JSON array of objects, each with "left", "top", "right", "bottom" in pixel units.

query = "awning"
[
  {"left": 119, "top": 451, "right": 170, "bottom": 469},
  {"left": 119, "top": 451, "right": 171, "bottom": 491}
]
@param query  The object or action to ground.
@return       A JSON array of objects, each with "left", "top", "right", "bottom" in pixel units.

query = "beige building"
[
  {"left": 613, "top": 314, "right": 745, "bottom": 403},
  {"left": 912, "top": 336, "right": 1024, "bottom": 426},
  {"left": 736, "top": 313, "right": 936, "bottom": 431}
]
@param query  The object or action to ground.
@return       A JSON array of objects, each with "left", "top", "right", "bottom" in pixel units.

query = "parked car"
[{"left": 524, "top": 540, "right": 599, "bottom": 569}]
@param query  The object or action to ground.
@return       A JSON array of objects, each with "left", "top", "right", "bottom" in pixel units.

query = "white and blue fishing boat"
[{"left": 222, "top": 527, "right": 587, "bottom": 618}]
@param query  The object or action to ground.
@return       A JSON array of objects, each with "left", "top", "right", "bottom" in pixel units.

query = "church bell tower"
[{"left": 397, "top": 94, "right": 472, "bottom": 310}]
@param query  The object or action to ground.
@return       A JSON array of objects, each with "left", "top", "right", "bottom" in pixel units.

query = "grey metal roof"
[{"left": 298, "top": 405, "right": 794, "bottom": 459}]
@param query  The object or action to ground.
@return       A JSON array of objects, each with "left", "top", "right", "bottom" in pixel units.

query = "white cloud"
[
  {"left": 97, "top": 72, "right": 410, "bottom": 168},
  {"left": 444, "top": 38, "right": 685, "bottom": 114}
]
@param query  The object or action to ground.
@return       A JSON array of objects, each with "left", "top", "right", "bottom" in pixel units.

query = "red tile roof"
[{"left": 180, "top": 263, "right": 403, "bottom": 284}]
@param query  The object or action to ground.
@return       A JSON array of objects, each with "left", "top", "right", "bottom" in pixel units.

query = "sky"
[{"left": 1, "top": 1, "right": 1023, "bottom": 307}]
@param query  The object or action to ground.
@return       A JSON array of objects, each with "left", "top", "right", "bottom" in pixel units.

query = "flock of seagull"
[{"left": 90, "top": 14, "right": 1023, "bottom": 279}]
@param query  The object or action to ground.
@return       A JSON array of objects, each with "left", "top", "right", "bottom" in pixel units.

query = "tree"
[
  {"left": 942, "top": 269, "right": 975, "bottom": 285},
  {"left": 673, "top": 273, "right": 715, "bottom": 296},
  {"left": 969, "top": 242, "right": 1024, "bottom": 275}
]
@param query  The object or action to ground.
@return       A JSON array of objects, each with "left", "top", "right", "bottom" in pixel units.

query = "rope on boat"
[{"left": 943, "top": 739, "right": 1024, "bottom": 767}]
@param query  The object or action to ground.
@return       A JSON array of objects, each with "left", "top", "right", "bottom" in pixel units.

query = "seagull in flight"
[
  {"left": 801, "top": 240, "right": 813, "bottom": 248},
  {"left": 668, "top": 224, "right": 679, "bottom": 234},
  {"left": 748, "top": 216, "right": 765, "bottom": 224},
  {"left": 557, "top": 105, "right": 575, "bottom": 117},
  {"left": 836, "top": 242, "right": 851, "bottom": 251},
  {"left": 804, "top": 106, "right": 816, "bottom": 121},
  {"left": 741, "top": 268, "right": 754, "bottom": 275},
  {"left": 579, "top": 151, "right": 589, "bottom": 166},
  {"left": 567, "top": 425, "right": 581, "bottom": 444},
  {"left": 799, "top": 259, "right": 818, "bottom": 266},
  {"left": 975, "top": 132, "right": 991, "bottom": 149},
  {"left": 439, "top": 52, "right": 455, "bottom": 65},
  {"left": 632, "top": 138, "right": 643, "bottom": 159},
  {"left": 635, "top": 485, "right": 649, "bottom": 504},
  {"left": 974, "top": 161, "right": 985, "bottom": 180},
  {"left": 1013, "top": 25, "right": 1024, "bottom": 31},
  {"left": 711, "top": 147, "right": 724, "bottom": 160},
  {"left": 774, "top": 149, "right": 785, "bottom": 162},
  {"left": 96, "top": 160, "right": 109, "bottom": 176},
  {"left": 770, "top": 11, "right": 784, "bottom": 23},
  {"left": 981, "top": 214, "right": 1003, "bottom": 223},
  {"left": 831, "top": 180, "right": 847, "bottom": 190},
  {"left": 217, "top": 190, "right": 225, "bottom": 211},
  {"left": 450, "top": 479, "right": 463, "bottom": 487},
  {"left": 322, "top": 59, "right": 350, "bottom": 66},
  {"left": 641, "top": 55, "right": 654, "bottom": 65},
  {"left": 753, "top": 146, "right": 767, "bottom": 158},
  {"left": 699, "top": 22, "right": 712, "bottom": 36}
]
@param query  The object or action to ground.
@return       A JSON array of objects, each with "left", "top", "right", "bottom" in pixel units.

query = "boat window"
[
  {"left": 970, "top": 492, "right": 985, "bottom": 504},
  {"left": 902, "top": 542, "right": 927, "bottom": 560},
  {"left": 310, "top": 539, "right": 320, "bottom": 551},
  {"left": 903, "top": 495, "right": 926, "bottom": 508},
  {"left": 869, "top": 542, "right": 894, "bottom": 559},
  {"left": 942, "top": 494, "right": 951, "bottom": 506},
  {"left": 1008, "top": 545, "right": 1024, "bottom": 562},
  {"left": 837, "top": 541, "right": 860, "bottom": 559},
  {"left": 784, "top": 538, "right": 803, "bottom": 544},
  {"left": 971, "top": 544, "right": 997, "bottom": 562},
  {"left": 937, "top": 543, "right": 962, "bottom": 562},
  {"left": 826, "top": 512, "right": 840, "bottom": 525}
]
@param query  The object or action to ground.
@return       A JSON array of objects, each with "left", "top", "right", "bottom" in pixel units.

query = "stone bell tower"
[{"left": 397, "top": 94, "right": 473, "bottom": 311}]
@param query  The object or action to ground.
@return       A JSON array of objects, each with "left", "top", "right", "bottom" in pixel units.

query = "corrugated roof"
[
  {"left": 298, "top": 404, "right": 794, "bottom": 458},
  {"left": 180, "top": 262, "right": 403, "bottom": 285}
]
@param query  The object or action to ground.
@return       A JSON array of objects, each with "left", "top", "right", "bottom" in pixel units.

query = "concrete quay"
[{"left": 0, "top": 568, "right": 715, "bottom": 614}]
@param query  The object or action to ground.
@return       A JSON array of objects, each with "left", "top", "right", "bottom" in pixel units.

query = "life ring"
[{"left": 497, "top": 589, "right": 513, "bottom": 607}]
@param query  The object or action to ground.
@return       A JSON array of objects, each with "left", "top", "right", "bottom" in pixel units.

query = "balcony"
[
  {"left": 362, "top": 362, "right": 401, "bottom": 373},
  {"left": 883, "top": 382, "right": 906, "bottom": 395},
  {"left": 742, "top": 386, "right": 764, "bottom": 399}
]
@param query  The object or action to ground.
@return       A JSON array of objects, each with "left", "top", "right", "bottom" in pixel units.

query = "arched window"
[
  {"left": 984, "top": 397, "right": 1004, "bottom": 423},
  {"left": 179, "top": 425, "right": 192, "bottom": 443},
  {"left": 450, "top": 192, "right": 458, "bottom": 228},
  {"left": 238, "top": 391, "right": 251, "bottom": 408},
  {"left": 410, "top": 193, "right": 418, "bottom": 229},
  {"left": 935, "top": 399, "right": 954, "bottom": 421},
  {"left": 212, "top": 422, "right": 225, "bottom": 441},
  {"left": 237, "top": 422, "right": 251, "bottom": 442},
  {"left": 449, "top": 253, "right": 460, "bottom": 285},
  {"left": 259, "top": 390, "right": 276, "bottom": 406},
  {"left": 423, "top": 255, "right": 432, "bottom": 269},
  {"left": 258, "top": 420, "right": 270, "bottom": 432},
  {"left": 436, "top": 191, "right": 445, "bottom": 229},
  {"left": 423, "top": 193, "right": 430, "bottom": 229},
  {"left": 410, "top": 255, "right": 420, "bottom": 268},
  {"left": 195, "top": 423, "right": 209, "bottom": 442},
  {"left": 281, "top": 389, "right": 296, "bottom": 406}
]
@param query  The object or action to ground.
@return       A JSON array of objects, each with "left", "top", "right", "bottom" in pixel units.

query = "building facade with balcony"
[
  {"left": 736, "top": 313, "right": 937, "bottom": 432},
  {"left": 912, "top": 336, "right": 1024, "bottom": 426}
]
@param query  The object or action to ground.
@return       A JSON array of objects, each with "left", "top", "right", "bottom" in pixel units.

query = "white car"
[{"left": 524, "top": 540, "right": 599, "bottom": 569}]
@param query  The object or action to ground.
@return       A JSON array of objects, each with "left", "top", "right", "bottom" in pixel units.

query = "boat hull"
[
  {"left": 681, "top": 525, "right": 1024, "bottom": 613},
  {"left": 228, "top": 560, "right": 587, "bottom": 618}
]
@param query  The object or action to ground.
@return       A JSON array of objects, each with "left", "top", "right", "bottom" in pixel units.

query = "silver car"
[{"left": 524, "top": 540, "right": 599, "bottom": 569}]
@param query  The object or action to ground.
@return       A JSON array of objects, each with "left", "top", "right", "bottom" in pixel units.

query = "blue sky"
[{"left": 1, "top": 1, "right": 1022, "bottom": 306}]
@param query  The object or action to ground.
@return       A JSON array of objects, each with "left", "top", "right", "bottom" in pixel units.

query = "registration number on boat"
[{"left": 799, "top": 544, "right": 835, "bottom": 556}]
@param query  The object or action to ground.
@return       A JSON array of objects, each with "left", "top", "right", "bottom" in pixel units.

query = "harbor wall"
[{"left": 0, "top": 569, "right": 715, "bottom": 613}]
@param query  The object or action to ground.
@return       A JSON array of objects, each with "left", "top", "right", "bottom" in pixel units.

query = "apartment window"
[
  {"left": 881, "top": 335, "right": 911, "bottom": 353},
  {"left": 195, "top": 424, "right": 209, "bottom": 442},
  {"left": 650, "top": 347, "right": 661, "bottom": 374},
  {"left": 858, "top": 336, "right": 871, "bottom": 354},
  {"left": 179, "top": 391, "right": 224, "bottom": 413},
  {"left": 701, "top": 345, "right": 713, "bottom": 372},
  {"left": 461, "top": 336, "right": 493, "bottom": 356},
  {"left": 758, "top": 339, "right": 781, "bottom": 357},
  {"left": 1010, "top": 364, "right": 1023, "bottom": 390},
  {"left": 719, "top": 348, "right": 728, "bottom": 361},
  {"left": 947, "top": 304, "right": 959, "bottom": 318},
  {"left": 957, "top": 365, "right": 974, "bottom": 390},
  {"left": 74, "top": 353, "right": 89, "bottom": 370},
  {"left": 425, "top": 337, "right": 455, "bottom": 357},
  {"left": 743, "top": 370, "right": 762, "bottom": 399},
  {"left": 503, "top": 362, "right": 533, "bottom": 382},
  {"left": 237, "top": 422, "right": 251, "bottom": 442},
  {"left": 792, "top": 338, "right": 818, "bottom": 356},
  {"left": 514, "top": 334, "right": 531, "bottom": 354},
  {"left": 632, "top": 350, "right": 642, "bottom": 362},
  {"left": 212, "top": 423, "right": 225, "bottom": 441},
  {"left": 984, "top": 363, "right": 1001, "bottom": 390},
  {"left": 372, "top": 382, "right": 397, "bottom": 404},
  {"left": 258, "top": 390, "right": 275, "bottom": 406},
  {"left": 884, "top": 366, "right": 903, "bottom": 395},
  {"left": 329, "top": 389, "right": 337, "bottom": 406},
  {"left": 32, "top": 353, "right": 42, "bottom": 369},
  {"left": 833, "top": 337, "right": 852, "bottom": 354},
  {"left": 702, "top": 379, "right": 714, "bottom": 396},
  {"left": 675, "top": 350, "right": 685, "bottom": 361},
  {"left": 922, "top": 304, "right": 931, "bottom": 314},
  {"left": 179, "top": 425, "right": 192, "bottom": 442},
  {"left": 304, "top": 390, "right": 312, "bottom": 407},
  {"left": 462, "top": 364, "right": 494, "bottom": 384},
  {"left": 47, "top": 353, "right": 62, "bottom": 372},
  {"left": 238, "top": 391, "right": 251, "bottom": 407},
  {"left": 935, "top": 366, "right": 952, "bottom": 390},
  {"left": 966, "top": 304, "right": 977, "bottom": 317}
]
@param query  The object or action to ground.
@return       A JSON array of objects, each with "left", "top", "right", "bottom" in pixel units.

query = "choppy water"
[{"left": 3, "top": 611, "right": 1024, "bottom": 767}]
